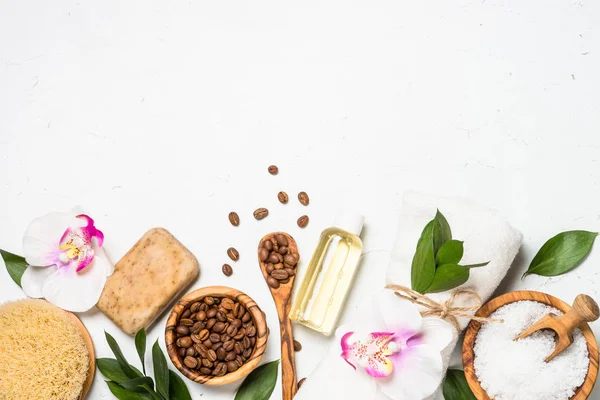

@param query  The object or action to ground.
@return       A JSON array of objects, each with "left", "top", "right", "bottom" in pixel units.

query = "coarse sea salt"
[{"left": 473, "top": 300, "right": 589, "bottom": 400}]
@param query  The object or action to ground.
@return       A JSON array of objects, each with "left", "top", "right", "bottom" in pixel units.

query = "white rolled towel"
[{"left": 295, "top": 192, "right": 523, "bottom": 400}]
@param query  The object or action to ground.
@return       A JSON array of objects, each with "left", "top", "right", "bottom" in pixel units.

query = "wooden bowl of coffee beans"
[{"left": 165, "top": 286, "right": 269, "bottom": 385}]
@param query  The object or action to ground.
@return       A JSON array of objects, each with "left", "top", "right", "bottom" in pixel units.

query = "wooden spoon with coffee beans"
[{"left": 258, "top": 232, "right": 300, "bottom": 400}]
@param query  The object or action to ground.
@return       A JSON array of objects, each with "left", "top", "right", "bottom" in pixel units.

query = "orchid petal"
[
  {"left": 23, "top": 212, "right": 79, "bottom": 267},
  {"left": 407, "top": 317, "right": 454, "bottom": 352},
  {"left": 377, "top": 290, "right": 422, "bottom": 341},
  {"left": 21, "top": 265, "right": 59, "bottom": 298},
  {"left": 40, "top": 250, "right": 111, "bottom": 312},
  {"left": 294, "top": 335, "right": 377, "bottom": 400},
  {"left": 380, "top": 344, "right": 444, "bottom": 400}
]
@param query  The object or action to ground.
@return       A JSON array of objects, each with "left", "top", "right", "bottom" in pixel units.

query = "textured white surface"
[{"left": 1, "top": 0, "right": 600, "bottom": 399}]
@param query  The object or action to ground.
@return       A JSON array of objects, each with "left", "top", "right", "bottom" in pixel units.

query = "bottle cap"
[{"left": 333, "top": 210, "right": 364, "bottom": 236}]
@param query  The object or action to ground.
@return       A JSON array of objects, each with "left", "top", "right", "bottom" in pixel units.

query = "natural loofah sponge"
[{"left": 0, "top": 299, "right": 90, "bottom": 400}]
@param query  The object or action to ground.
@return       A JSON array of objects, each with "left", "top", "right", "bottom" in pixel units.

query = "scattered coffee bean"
[
  {"left": 293, "top": 339, "right": 302, "bottom": 352},
  {"left": 298, "top": 191, "right": 309, "bottom": 206},
  {"left": 253, "top": 207, "right": 269, "bottom": 220},
  {"left": 228, "top": 212, "right": 240, "bottom": 226},
  {"left": 277, "top": 191, "right": 289, "bottom": 204},
  {"left": 268, "top": 165, "right": 279, "bottom": 175},
  {"left": 297, "top": 215, "right": 309, "bottom": 228},
  {"left": 222, "top": 264, "right": 233, "bottom": 277},
  {"left": 227, "top": 247, "right": 239, "bottom": 261},
  {"left": 298, "top": 377, "right": 307, "bottom": 389},
  {"left": 174, "top": 295, "right": 258, "bottom": 377}
]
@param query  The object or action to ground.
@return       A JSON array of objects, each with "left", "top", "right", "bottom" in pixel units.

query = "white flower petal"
[
  {"left": 377, "top": 290, "right": 422, "bottom": 334},
  {"left": 41, "top": 257, "right": 108, "bottom": 312},
  {"left": 21, "top": 265, "right": 59, "bottom": 298},
  {"left": 379, "top": 344, "right": 443, "bottom": 400},
  {"left": 23, "top": 211, "right": 78, "bottom": 266},
  {"left": 94, "top": 247, "right": 115, "bottom": 276},
  {"left": 410, "top": 317, "right": 454, "bottom": 352},
  {"left": 294, "top": 337, "right": 377, "bottom": 400}
]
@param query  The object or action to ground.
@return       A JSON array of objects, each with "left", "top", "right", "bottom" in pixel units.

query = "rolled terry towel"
[{"left": 295, "top": 192, "right": 522, "bottom": 400}]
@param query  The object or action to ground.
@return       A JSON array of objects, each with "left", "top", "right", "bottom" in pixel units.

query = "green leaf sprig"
[
  {"left": 443, "top": 369, "right": 476, "bottom": 400},
  {"left": 0, "top": 249, "right": 28, "bottom": 288},
  {"left": 523, "top": 230, "right": 598, "bottom": 278},
  {"left": 235, "top": 359, "right": 279, "bottom": 400},
  {"left": 98, "top": 329, "right": 192, "bottom": 400},
  {"left": 411, "top": 210, "right": 489, "bottom": 294}
]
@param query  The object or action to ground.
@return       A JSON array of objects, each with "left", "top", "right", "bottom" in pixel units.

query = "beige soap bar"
[{"left": 98, "top": 228, "right": 199, "bottom": 335}]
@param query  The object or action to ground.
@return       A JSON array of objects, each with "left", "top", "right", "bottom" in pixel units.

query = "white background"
[{"left": 1, "top": 0, "right": 600, "bottom": 399}]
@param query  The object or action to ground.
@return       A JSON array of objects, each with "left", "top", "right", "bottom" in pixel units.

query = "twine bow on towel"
[{"left": 385, "top": 284, "right": 503, "bottom": 331}]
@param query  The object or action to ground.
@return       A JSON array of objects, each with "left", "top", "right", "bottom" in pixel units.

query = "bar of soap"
[{"left": 98, "top": 228, "right": 199, "bottom": 335}]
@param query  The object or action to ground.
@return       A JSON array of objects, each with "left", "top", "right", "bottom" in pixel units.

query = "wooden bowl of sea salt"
[{"left": 463, "top": 291, "right": 599, "bottom": 400}]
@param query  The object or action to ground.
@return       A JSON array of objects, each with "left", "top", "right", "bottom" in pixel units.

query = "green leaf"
[
  {"left": 461, "top": 262, "right": 489, "bottom": 269},
  {"left": 433, "top": 210, "right": 452, "bottom": 255},
  {"left": 411, "top": 220, "right": 437, "bottom": 294},
  {"left": 524, "top": 231, "right": 598, "bottom": 277},
  {"left": 106, "top": 381, "right": 153, "bottom": 400},
  {"left": 0, "top": 249, "right": 28, "bottom": 288},
  {"left": 152, "top": 340, "right": 170, "bottom": 400},
  {"left": 235, "top": 360, "right": 280, "bottom": 400},
  {"left": 443, "top": 369, "right": 477, "bottom": 400},
  {"left": 425, "top": 264, "right": 470, "bottom": 294},
  {"left": 97, "top": 358, "right": 144, "bottom": 383},
  {"left": 120, "top": 377, "right": 155, "bottom": 392},
  {"left": 105, "top": 331, "right": 142, "bottom": 380},
  {"left": 436, "top": 240, "right": 464, "bottom": 265},
  {"left": 169, "top": 370, "right": 192, "bottom": 400},
  {"left": 140, "top": 385, "right": 164, "bottom": 400},
  {"left": 135, "top": 328, "right": 147, "bottom": 375}
]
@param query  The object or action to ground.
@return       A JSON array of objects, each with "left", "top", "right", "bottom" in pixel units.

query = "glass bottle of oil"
[{"left": 289, "top": 211, "right": 364, "bottom": 335}]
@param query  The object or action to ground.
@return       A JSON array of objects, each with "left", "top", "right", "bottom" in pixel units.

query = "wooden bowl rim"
[
  {"left": 165, "top": 286, "right": 268, "bottom": 386},
  {"left": 462, "top": 290, "right": 599, "bottom": 400},
  {"left": 64, "top": 310, "right": 95, "bottom": 400}
]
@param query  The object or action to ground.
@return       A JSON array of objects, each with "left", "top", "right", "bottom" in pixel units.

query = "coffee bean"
[
  {"left": 195, "top": 344, "right": 209, "bottom": 358},
  {"left": 253, "top": 208, "right": 269, "bottom": 220},
  {"left": 298, "top": 377, "right": 307, "bottom": 389},
  {"left": 246, "top": 325, "right": 257, "bottom": 337},
  {"left": 178, "top": 347, "right": 186, "bottom": 358},
  {"left": 184, "top": 356, "right": 198, "bottom": 369},
  {"left": 200, "top": 367, "right": 212, "bottom": 375},
  {"left": 216, "top": 347, "right": 227, "bottom": 361},
  {"left": 177, "top": 337, "right": 192, "bottom": 348},
  {"left": 268, "top": 253, "right": 280, "bottom": 264},
  {"left": 268, "top": 165, "right": 279, "bottom": 175},
  {"left": 191, "top": 321, "right": 204, "bottom": 333},
  {"left": 227, "top": 325, "right": 238, "bottom": 337},
  {"left": 207, "top": 349, "right": 217, "bottom": 362},
  {"left": 284, "top": 254, "right": 298, "bottom": 266},
  {"left": 273, "top": 262, "right": 283, "bottom": 270},
  {"left": 180, "top": 318, "right": 194, "bottom": 326},
  {"left": 236, "top": 305, "right": 246, "bottom": 319},
  {"left": 298, "top": 191, "right": 309, "bottom": 206},
  {"left": 259, "top": 248, "right": 269, "bottom": 262},
  {"left": 198, "top": 329, "right": 210, "bottom": 341},
  {"left": 276, "top": 234, "right": 288, "bottom": 246},
  {"left": 242, "top": 312, "right": 252, "bottom": 323},
  {"left": 267, "top": 276, "right": 280, "bottom": 288},
  {"left": 199, "top": 303, "right": 208, "bottom": 311},
  {"left": 203, "top": 339, "right": 213, "bottom": 349},
  {"left": 294, "top": 340, "right": 302, "bottom": 352},
  {"left": 216, "top": 311, "right": 227, "bottom": 322},
  {"left": 228, "top": 212, "right": 240, "bottom": 226},
  {"left": 233, "top": 330, "right": 245, "bottom": 341},
  {"left": 190, "top": 302, "right": 201, "bottom": 313},
  {"left": 243, "top": 348, "right": 253, "bottom": 359},
  {"left": 236, "top": 355, "right": 244, "bottom": 367},
  {"left": 264, "top": 240, "right": 273, "bottom": 251},
  {"left": 186, "top": 347, "right": 196, "bottom": 357},
  {"left": 232, "top": 303, "right": 241, "bottom": 317},
  {"left": 277, "top": 191, "right": 289, "bottom": 204},
  {"left": 182, "top": 309, "right": 191, "bottom": 319},
  {"left": 271, "top": 269, "right": 289, "bottom": 281},
  {"left": 227, "top": 247, "right": 239, "bottom": 261},
  {"left": 222, "top": 263, "right": 233, "bottom": 277},
  {"left": 213, "top": 322, "right": 226, "bottom": 333},
  {"left": 204, "top": 296, "right": 215, "bottom": 305},
  {"left": 234, "top": 342, "right": 244, "bottom": 355},
  {"left": 191, "top": 333, "right": 202, "bottom": 344},
  {"left": 202, "top": 358, "right": 214, "bottom": 368},
  {"left": 207, "top": 309, "right": 217, "bottom": 318},
  {"left": 284, "top": 268, "right": 296, "bottom": 277},
  {"left": 266, "top": 263, "right": 275, "bottom": 274},
  {"left": 220, "top": 333, "right": 230, "bottom": 343},
  {"left": 176, "top": 325, "right": 190, "bottom": 335},
  {"left": 278, "top": 246, "right": 288, "bottom": 255},
  {"left": 223, "top": 340, "right": 235, "bottom": 351},
  {"left": 297, "top": 215, "right": 309, "bottom": 228},
  {"left": 243, "top": 336, "right": 251, "bottom": 349},
  {"left": 213, "top": 341, "right": 224, "bottom": 351},
  {"left": 227, "top": 361, "right": 239, "bottom": 372},
  {"left": 209, "top": 333, "right": 221, "bottom": 343},
  {"left": 225, "top": 351, "right": 236, "bottom": 361},
  {"left": 214, "top": 363, "right": 228, "bottom": 376},
  {"left": 221, "top": 298, "right": 234, "bottom": 310}
]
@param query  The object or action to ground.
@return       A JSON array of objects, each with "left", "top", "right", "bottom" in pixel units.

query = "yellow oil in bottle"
[{"left": 290, "top": 213, "right": 364, "bottom": 335}]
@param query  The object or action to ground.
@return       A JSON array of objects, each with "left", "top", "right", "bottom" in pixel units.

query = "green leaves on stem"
[
  {"left": 0, "top": 249, "right": 28, "bottom": 288},
  {"left": 411, "top": 210, "right": 489, "bottom": 294},
  {"left": 443, "top": 369, "right": 477, "bottom": 400},
  {"left": 98, "top": 329, "right": 192, "bottom": 400},
  {"left": 524, "top": 230, "right": 598, "bottom": 278},
  {"left": 235, "top": 360, "right": 280, "bottom": 400}
]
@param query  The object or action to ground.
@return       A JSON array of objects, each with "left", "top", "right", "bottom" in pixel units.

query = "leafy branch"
[
  {"left": 98, "top": 329, "right": 191, "bottom": 400},
  {"left": 411, "top": 210, "right": 489, "bottom": 294}
]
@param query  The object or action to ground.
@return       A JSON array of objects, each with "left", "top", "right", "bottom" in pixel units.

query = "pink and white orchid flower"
[
  {"left": 294, "top": 290, "right": 454, "bottom": 400},
  {"left": 21, "top": 209, "right": 114, "bottom": 312}
]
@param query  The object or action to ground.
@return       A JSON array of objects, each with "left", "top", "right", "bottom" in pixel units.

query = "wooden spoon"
[
  {"left": 258, "top": 232, "right": 299, "bottom": 400},
  {"left": 515, "top": 294, "right": 600, "bottom": 362}
]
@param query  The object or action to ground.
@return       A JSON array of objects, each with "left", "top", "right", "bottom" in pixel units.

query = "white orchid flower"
[
  {"left": 295, "top": 290, "right": 454, "bottom": 400},
  {"left": 21, "top": 210, "right": 114, "bottom": 312}
]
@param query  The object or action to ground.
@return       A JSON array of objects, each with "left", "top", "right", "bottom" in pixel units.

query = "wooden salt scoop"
[
  {"left": 515, "top": 294, "right": 600, "bottom": 362},
  {"left": 258, "top": 232, "right": 299, "bottom": 400}
]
